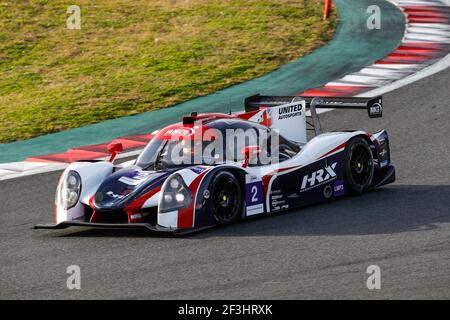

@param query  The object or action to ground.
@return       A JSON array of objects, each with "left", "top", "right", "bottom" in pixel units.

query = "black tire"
[
  {"left": 210, "top": 171, "right": 242, "bottom": 225},
  {"left": 343, "top": 137, "right": 374, "bottom": 194}
]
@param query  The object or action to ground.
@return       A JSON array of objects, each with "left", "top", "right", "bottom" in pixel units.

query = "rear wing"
[{"left": 244, "top": 94, "right": 383, "bottom": 118}]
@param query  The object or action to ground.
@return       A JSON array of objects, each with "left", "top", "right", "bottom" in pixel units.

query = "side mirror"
[
  {"left": 367, "top": 97, "right": 382, "bottom": 118},
  {"left": 241, "top": 146, "right": 261, "bottom": 168},
  {"left": 108, "top": 142, "right": 124, "bottom": 163}
]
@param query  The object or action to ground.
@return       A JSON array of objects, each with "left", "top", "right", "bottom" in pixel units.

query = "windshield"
[
  {"left": 136, "top": 120, "right": 301, "bottom": 170},
  {"left": 136, "top": 139, "right": 222, "bottom": 170}
]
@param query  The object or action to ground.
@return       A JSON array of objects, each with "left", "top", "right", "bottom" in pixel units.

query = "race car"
[{"left": 35, "top": 94, "right": 395, "bottom": 235}]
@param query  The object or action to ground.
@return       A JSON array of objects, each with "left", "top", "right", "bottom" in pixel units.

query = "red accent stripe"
[
  {"left": 404, "top": 10, "right": 449, "bottom": 18},
  {"left": 262, "top": 174, "right": 273, "bottom": 195},
  {"left": 262, "top": 165, "right": 300, "bottom": 194},
  {"left": 109, "top": 138, "right": 146, "bottom": 150},
  {"left": 403, "top": 6, "right": 450, "bottom": 16},
  {"left": 69, "top": 143, "right": 111, "bottom": 153},
  {"left": 385, "top": 53, "right": 431, "bottom": 62},
  {"left": 400, "top": 42, "right": 445, "bottom": 49},
  {"left": 394, "top": 46, "right": 442, "bottom": 55},
  {"left": 374, "top": 60, "right": 415, "bottom": 65},
  {"left": 25, "top": 133, "right": 155, "bottom": 163},
  {"left": 237, "top": 110, "right": 260, "bottom": 120},
  {"left": 88, "top": 195, "right": 98, "bottom": 223},
  {"left": 299, "top": 85, "right": 370, "bottom": 97},
  {"left": 27, "top": 149, "right": 109, "bottom": 163},
  {"left": 401, "top": 6, "right": 450, "bottom": 13},
  {"left": 124, "top": 186, "right": 161, "bottom": 213},
  {"left": 407, "top": 16, "right": 448, "bottom": 23},
  {"left": 317, "top": 142, "right": 346, "bottom": 160},
  {"left": 322, "top": 85, "right": 372, "bottom": 92},
  {"left": 300, "top": 89, "right": 351, "bottom": 97},
  {"left": 178, "top": 172, "right": 208, "bottom": 229},
  {"left": 120, "top": 133, "right": 155, "bottom": 143}
]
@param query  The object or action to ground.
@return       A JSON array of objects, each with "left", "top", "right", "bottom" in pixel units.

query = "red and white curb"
[
  {"left": 300, "top": 0, "right": 450, "bottom": 98},
  {"left": 0, "top": 134, "right": 153, "bottom": 180},
  {"left": 2, "top": 0, "right": 450, "bottom": 181}
]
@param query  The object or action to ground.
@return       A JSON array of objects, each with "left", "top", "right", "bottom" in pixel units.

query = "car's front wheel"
[
  {"left": 210, "top": 171, "right": 242, "bottom": 225},
  {"left": 344, "top": 137, "right": 374, "bottom": 194}
]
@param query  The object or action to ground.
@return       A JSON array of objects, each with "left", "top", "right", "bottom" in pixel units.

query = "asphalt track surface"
[{"left": 1, "top": 67, "right": 450, "bottom": 299}]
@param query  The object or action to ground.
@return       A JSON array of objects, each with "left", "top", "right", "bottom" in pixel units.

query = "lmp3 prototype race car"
[{"left": 35, "top": 94, "right": 395, "bottom": 234}]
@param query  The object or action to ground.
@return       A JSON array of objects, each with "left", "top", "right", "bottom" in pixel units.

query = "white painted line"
[
  {"left": 399, "top": 0, "right": 446, "bottom": 6},
  {"left": 371, "top": 63, "right": 422, "bottom": 69},
  {"left": 0, "top": 163, "right": 68, "bottom": 181},
  {"left": 354, "top": 69, "right": 414, "bottom": 79},
  {"left": 408, "top": 23, "right": 450, "bottom": 30},
  {"left": 407, "top": 27, "right": 450, "bottom": 35},
  {"left": 0, "top": 161, "right": 63, "bottom": 172},
  {"left": 324, "top": 81, "right": 370, "bottom": 87},
  {"left": 361, "top": 50, "right": 450, "bottom": 97},
  {"left": 339, "top": 75, "right": 391, "bottom": 85},
  {"left": 405, "top": 32, "right": 450, "bottom": 41},
  {"left": 0, "top": 169, "right": 15, "bottom": 175},
  {"left": 359, "top": 66, "right": 417, "bottom": 73},
  {"left": 405, "top": 31, "right": 443, "bottom": 38}
]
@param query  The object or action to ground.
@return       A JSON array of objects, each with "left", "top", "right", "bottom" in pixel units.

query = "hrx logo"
[{"left": 301, "top": 162, "right": 337, "bottom": 190}]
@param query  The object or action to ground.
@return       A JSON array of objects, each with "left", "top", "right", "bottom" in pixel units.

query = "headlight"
[
  {"left": 159, "top": 174, "right": 192, "bottom": 213},
  {"left": 56, "top": 170, "right": 82, "bottom": 210}
]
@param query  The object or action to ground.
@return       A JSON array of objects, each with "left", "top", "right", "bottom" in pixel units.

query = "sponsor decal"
[
  {"left": 333, "top": 179, "right": 345, "bottom": 197},
  {"left": 270, "top": 189, "right": 282, "bottom": 195},
  {"left": 259, "top": 109, "right": 272, "bottom": 127},
  {"left": 165, "top": 128, "right": 195, "bottom": 137},
  {"left": 323, "top": 185, "right": 333, "bottom": 199},
  {"left": 376, "top": 137, "right": 386, "bottom": 146},
  {"left": 189, "top": 166, "right": 207, "bottom": 174},
  {"left": 300, "top": 162, "right": 337, "bottom": 191},
  {"left": 106, "top": 191, "right": 125, "bottom": 199},
  {"left": 379, "top": 148, "right": 387, "bottom": 157},
  {"left": 277, "top": 104, "right": 303, "bottom": 120},
  {"left": 245, "top": 176, "right": 264, "bottom": 216},
  {"left": 118, "top": 170, "right": 153, "bottom": 186},
  {"left": 129, "top": 213, "right": 142, "bottom": 222},
  {"left": 369, "top": 102, "right": 382, "bottom": 118},
  {"left": 271, "top": 199, "right": 285, "bottom": 206}
]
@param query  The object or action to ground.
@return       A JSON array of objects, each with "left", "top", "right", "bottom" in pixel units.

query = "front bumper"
[{"left": 34, "top": 221, "right": 209, "bottom": 235}]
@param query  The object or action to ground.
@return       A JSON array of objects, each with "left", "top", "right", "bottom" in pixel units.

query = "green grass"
[{"left": 0, "top": 0, "right": 336, "bottom": 143}]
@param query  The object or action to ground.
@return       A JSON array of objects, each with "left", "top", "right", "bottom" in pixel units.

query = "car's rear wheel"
[
  {"left": 344, "top": 137, "right": 374, "bottom": 194},
  {"left": 210, "top": 171, "right": 242, "bottom": 225}
]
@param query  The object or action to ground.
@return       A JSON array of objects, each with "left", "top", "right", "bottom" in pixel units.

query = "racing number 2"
[
  {"left": 251, "top": 185, "right": 259, "bottom": 203},
  {"left": 245, "top": 177, "right": 264, "bottom": 216}
]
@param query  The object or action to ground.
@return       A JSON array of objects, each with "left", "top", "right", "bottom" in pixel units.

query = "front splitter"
[{"left": 34, "top": 221, "right": 211, "bottom": 235}]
